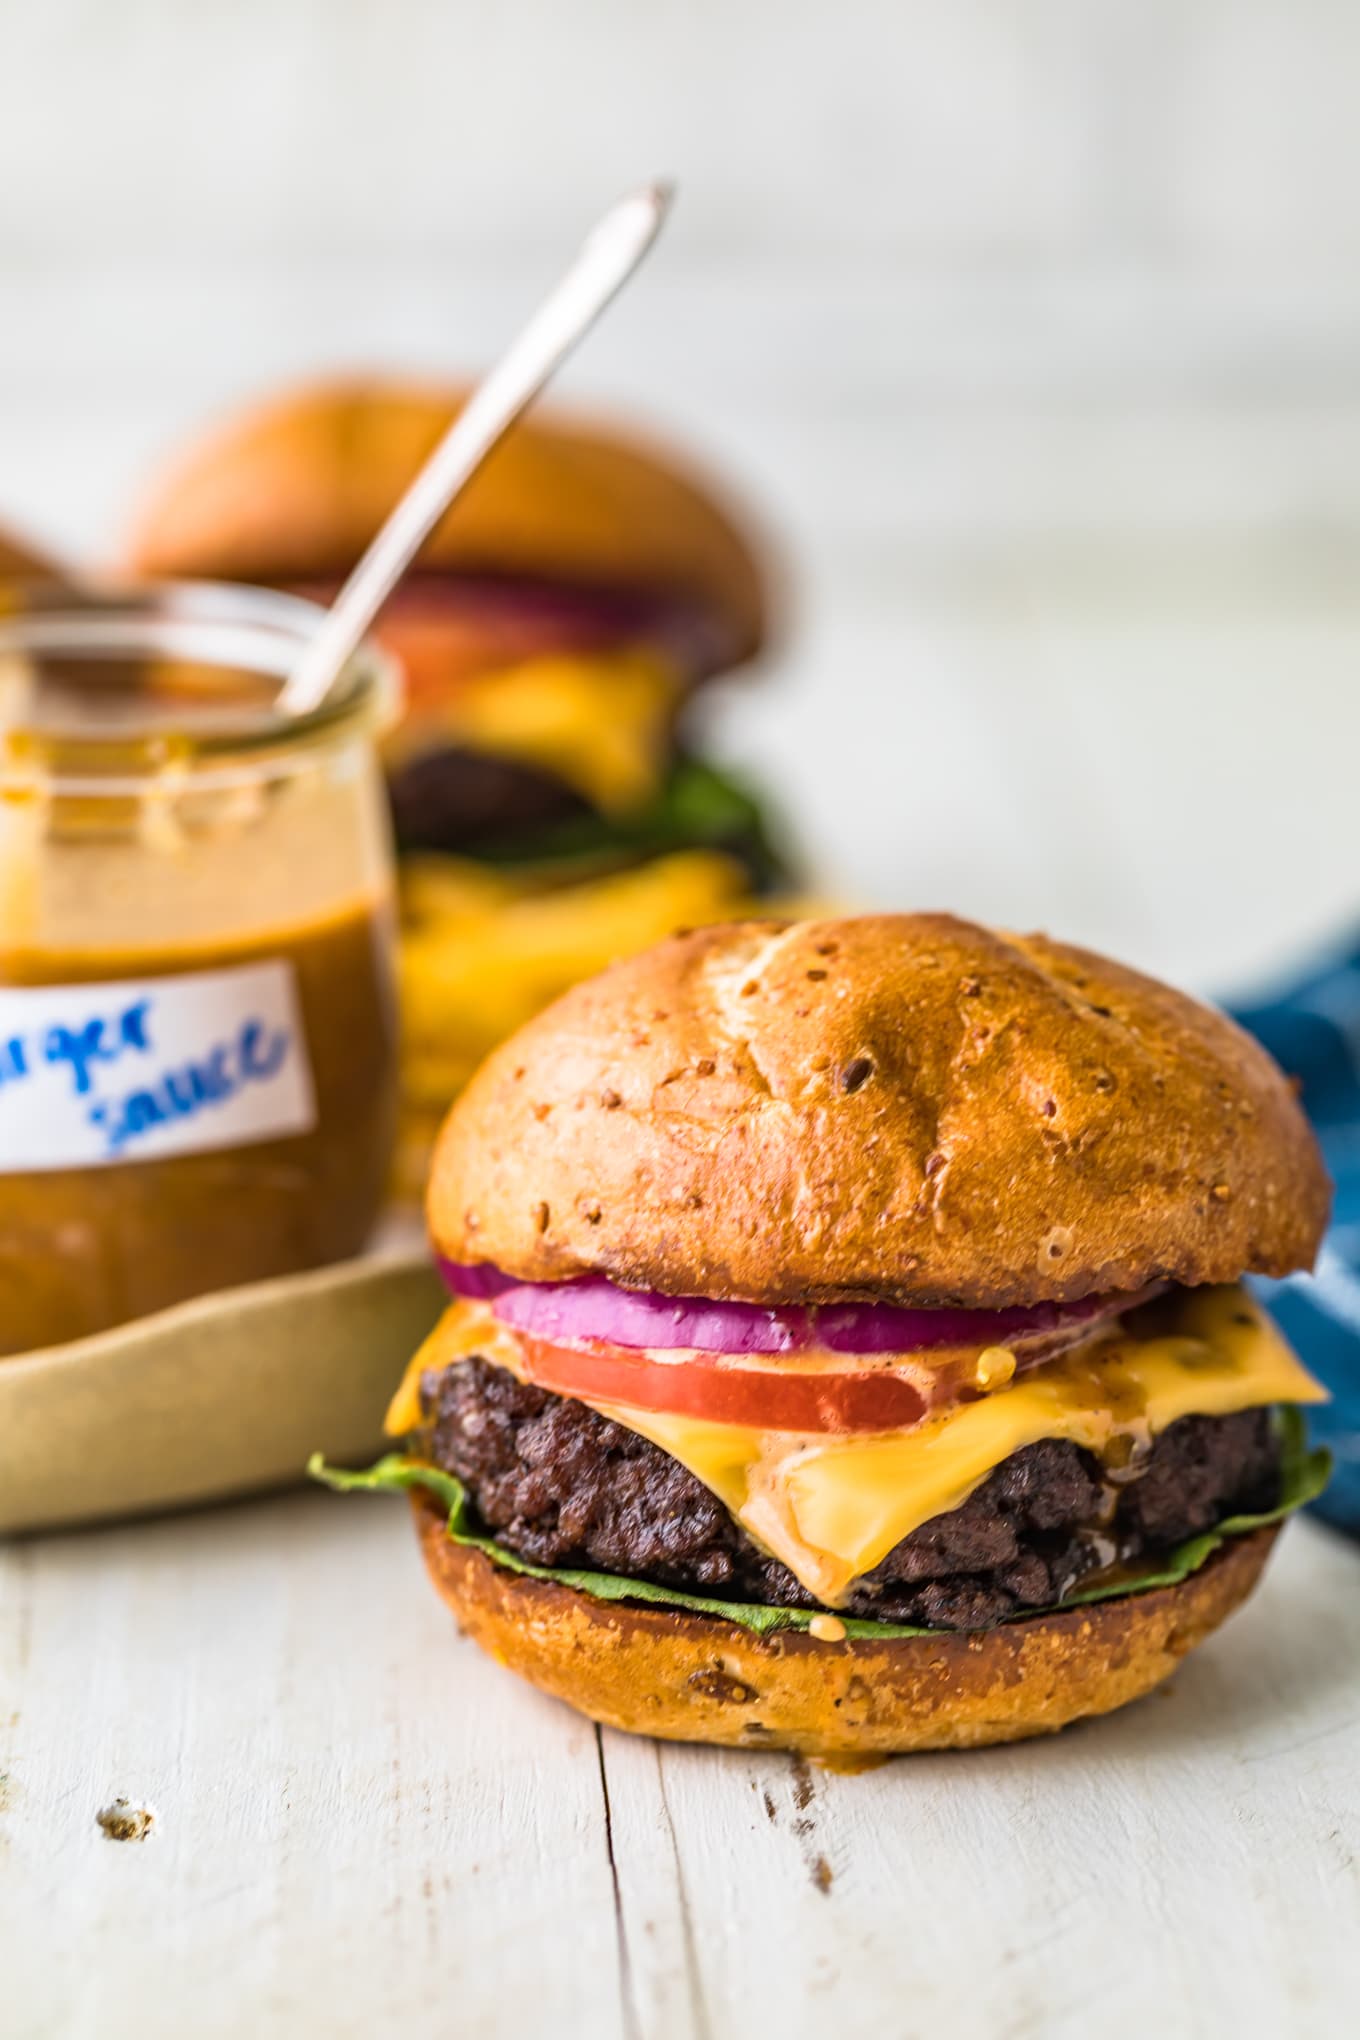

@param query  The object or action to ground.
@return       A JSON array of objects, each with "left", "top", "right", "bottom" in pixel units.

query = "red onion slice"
[{"left": 438, "top": 1259, "right": 1144, "bottom": 1357}]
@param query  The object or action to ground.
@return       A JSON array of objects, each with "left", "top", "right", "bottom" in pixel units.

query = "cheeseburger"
[
  {"left": 317, "top": 915, "right": 1331, "bottom": 1755},
  {"left": 122, "top": 376, "right": 780, "bottom": 878}
]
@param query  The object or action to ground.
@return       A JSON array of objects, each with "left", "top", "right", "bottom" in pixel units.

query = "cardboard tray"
[{"left": 0, "top": 1246, "right": 445, "bottom": 1535}]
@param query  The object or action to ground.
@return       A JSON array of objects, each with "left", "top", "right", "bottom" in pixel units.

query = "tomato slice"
[{"left": 517, "top": 1334, "right": 942, "bottom": 1434}]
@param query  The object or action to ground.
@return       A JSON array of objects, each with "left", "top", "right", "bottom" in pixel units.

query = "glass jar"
[{"left": 0, "top": 581, "right": 401, "bottom": 1355}]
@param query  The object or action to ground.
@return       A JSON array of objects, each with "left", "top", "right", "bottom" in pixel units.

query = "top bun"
[
  {"left": 122, "top": 377, "right": 767, "bottom": 669},
  {"left": 429, "top": 915, "right": 1330, "bottom": 1308}
]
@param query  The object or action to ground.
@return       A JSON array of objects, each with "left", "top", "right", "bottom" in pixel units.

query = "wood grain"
[{"left": 2, "top": 1495, "right": 1356, "bottom": 2039}]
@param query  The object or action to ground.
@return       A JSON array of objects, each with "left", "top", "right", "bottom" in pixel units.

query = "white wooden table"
[{"left": 3, "top": 1486, "right": 1357, "bottom": 2038}]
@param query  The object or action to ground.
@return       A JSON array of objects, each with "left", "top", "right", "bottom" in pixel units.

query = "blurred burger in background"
[{"left": 122, "top": 378, "right": 792, "bottom": 1193}]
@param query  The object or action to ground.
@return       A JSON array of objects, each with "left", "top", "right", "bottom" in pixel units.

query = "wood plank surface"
[{"left": 3, "top": 1492, "right": 1356, "bottom": 2039}]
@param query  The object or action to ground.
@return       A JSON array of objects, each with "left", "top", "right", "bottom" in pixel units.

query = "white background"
[{"left": 4, "top": 1, "right": 1360, "bottom": 993}]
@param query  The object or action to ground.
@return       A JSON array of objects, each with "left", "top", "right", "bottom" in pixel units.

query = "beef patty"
[
  {"left": 418, "top": 1357, "right": 1281, "bottom": 1629},
  {"left": 389, "top": 746, "right": 591, "bottom": 855}
]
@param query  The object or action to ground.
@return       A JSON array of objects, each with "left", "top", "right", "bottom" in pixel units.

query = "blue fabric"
[{"left": 1231, "top": 947, "right": 1360, "bottom": 1537}]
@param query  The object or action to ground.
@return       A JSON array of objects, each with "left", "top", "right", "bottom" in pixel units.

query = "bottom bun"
[{"left": 413, "top": 1495, "right": 1278, "bottom": 1756}]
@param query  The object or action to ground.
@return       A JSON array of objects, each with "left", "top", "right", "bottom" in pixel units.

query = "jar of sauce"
[{"left": 0, "top": 582, "right": 400, "bottom": 1355}]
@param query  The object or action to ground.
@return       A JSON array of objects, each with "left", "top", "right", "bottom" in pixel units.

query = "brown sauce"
[{"left": 0, "top": 895, "right": 397, "bottom": 1355}]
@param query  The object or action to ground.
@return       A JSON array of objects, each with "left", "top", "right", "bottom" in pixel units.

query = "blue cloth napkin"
[{"left": 1231, "top": 946, "right": 1360, "bottom": 1537}]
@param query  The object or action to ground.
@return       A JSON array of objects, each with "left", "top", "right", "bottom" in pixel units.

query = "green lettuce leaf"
[{"left": 307, "top": 1407, "right": 1329, "bottom": 1641}]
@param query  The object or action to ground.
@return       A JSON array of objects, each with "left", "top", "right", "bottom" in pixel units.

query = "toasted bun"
[
  {"left": 415, "top": 1493, "right": 1278, "bottom": 1754},
  {"left": 122, "top": 378, "right": 767, "bottom": 667},
  {"left": 429, "top": 914, "right": 1330, "bottom": 1308}
]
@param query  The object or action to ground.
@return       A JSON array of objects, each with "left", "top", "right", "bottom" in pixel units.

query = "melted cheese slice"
[
  {"left": 389, "top": 1284, "right": 1325, "bottom": 1609},
  {"left": 386, "top": 1299, "right": 508, "bottom": 1435},
  {"left": 385, "top": 647, "right": 680, "bottom": 814}
]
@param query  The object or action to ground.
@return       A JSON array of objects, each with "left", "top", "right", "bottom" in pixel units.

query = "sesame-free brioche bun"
[
  {"left": 414, "top": 1492, "right": 1277, "bottom": 1755},
  {"left": 429, "top": 914, "right": 1330, "bottom": 1308},
  {"left": 121, "top": 378, "right": 767, "bottom": 669}
]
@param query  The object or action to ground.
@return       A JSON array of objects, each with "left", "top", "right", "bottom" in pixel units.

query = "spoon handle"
[{"left": 280, "top": 181, "right": 673, "bottom": 718}]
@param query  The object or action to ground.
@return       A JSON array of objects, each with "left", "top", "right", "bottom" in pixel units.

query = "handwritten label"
[{"left": 0, "top": 962, "right": 316, "bottom": 1173}]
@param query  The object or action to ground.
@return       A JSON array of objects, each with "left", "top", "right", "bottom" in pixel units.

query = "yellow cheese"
[
  {"left": 590, "top": 1286, "right": 1325, "bottom": 1606},
  {"left": 387, "top": 647, "right": 680, "bottom": 814},
  {"left": 384, "top": 1299, "right": 513, "bottom": 1436}
]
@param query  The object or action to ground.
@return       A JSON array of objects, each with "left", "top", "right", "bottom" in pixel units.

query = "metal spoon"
[{"left": 279, "top": 180, "right": 674, "bottom": 719}]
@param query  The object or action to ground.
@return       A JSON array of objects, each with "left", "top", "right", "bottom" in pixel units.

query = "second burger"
[{"left": 122, "top": 378, "right": 791, "bottom": 1183}]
